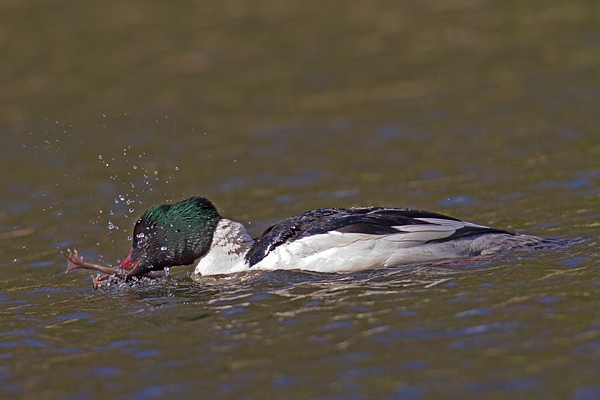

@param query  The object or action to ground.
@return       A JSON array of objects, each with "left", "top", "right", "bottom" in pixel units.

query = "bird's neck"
[{"left": 192, "top": 218, "right": 254, "bottom": 276}]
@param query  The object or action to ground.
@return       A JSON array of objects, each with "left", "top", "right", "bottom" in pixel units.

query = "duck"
[{"left": 117, "top": 196, "right": 552, "bottom": 279}]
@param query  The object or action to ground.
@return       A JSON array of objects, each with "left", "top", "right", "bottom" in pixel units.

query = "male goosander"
[{"left": 117, "top": 196, "right": 551, "bottom": 278}]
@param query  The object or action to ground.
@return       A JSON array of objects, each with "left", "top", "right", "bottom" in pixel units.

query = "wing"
[{"left": 245, "top": 207, "right": 514, "bottom": 266}]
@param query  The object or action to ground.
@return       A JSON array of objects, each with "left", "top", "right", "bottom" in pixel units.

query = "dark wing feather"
[
  {"left": 424, "top": 225, "right": 514, "bottom": 243},
  {"left": 245, "top": 207, "right": 511, "bottom": 266}
]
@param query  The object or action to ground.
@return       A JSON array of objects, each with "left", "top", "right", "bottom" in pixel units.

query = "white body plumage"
[{"left": 192, "top": 218, "right": 544, "bottom": 277}]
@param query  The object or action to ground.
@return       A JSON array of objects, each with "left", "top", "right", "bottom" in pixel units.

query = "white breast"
[{"left": 192, "top": 219, "right": 253, "bottom": 276}]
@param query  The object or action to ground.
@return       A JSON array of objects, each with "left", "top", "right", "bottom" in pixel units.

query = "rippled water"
[{"left": 2, "top": 0, "right": 600, "bottom": 398}]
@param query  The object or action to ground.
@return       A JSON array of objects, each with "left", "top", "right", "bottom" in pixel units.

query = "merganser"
[{"left": 118, "top": 196, "right": 552, "bottom": 278}]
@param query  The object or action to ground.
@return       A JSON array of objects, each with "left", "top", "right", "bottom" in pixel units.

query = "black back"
[{"left": 245, "top": 207, "right": 513, "bottom": 266}]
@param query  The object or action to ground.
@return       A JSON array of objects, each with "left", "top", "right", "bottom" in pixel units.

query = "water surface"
[{"left": 2, "top": 0, "right": 600, "bottom": 398}]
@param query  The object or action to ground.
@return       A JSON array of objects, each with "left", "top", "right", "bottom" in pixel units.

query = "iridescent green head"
[{"left": 120, "top": 197, "right": 221, "bottom": 277}]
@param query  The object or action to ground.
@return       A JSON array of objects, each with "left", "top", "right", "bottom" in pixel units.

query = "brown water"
[{"left": 2, "top": 0, "right": 600, "bottom": 398}]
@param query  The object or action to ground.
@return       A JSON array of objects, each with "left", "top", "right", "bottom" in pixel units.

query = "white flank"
[{"left": 191, "top": 218, "right": 542, "bottom": 276}]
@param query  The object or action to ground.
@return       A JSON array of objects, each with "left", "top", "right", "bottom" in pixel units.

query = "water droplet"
[
  {"left": 160, "top": 246, "right": 168, "bottom": 251},
  {"left": 129, "top": 208, "right": 134, "bottom": 213},
  {"left": 175, "top": 166, "right": 179, "bottom": 170},
  {"left": 98, "top": 155, "right": 103, "bottom": 160}
]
